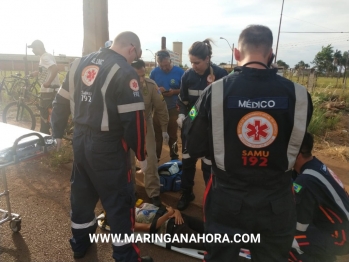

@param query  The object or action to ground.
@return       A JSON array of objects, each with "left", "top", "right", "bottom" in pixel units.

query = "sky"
[{"left": 1, "top": 0, "right": 348, "bottom": 68}]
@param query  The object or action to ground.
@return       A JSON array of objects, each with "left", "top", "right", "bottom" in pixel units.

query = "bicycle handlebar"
[{"left": 10, "top": 74, "right": 31, "bottom": 81}]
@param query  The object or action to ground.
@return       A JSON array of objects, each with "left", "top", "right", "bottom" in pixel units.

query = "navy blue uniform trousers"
[
  {"left": 203, "top": 176, "right": 296, "bottom": 262},
  {"left": 70, "top": 124, "right": 139, "bottom": 261},
  {"left": 181, "top": 130, "right": 211, "bottom": 189}
]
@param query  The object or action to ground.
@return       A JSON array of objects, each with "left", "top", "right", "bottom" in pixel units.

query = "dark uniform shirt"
[
  {"left": 51, "top": 48, "right": 146, "bottom": 161},
  {"left": 294, "top": 157, "right": 349, "bottom": 234},
  {"left": 178, "top": 63, "right": 228, "bottom": 115},
  {"left": 186, "top": 66, "right": 313, "bottom": 193}
]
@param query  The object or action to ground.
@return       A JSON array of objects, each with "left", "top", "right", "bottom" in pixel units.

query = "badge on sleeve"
[
  {"left": 189, "top": 107, "right": 198, "bottom": 120},
  {"left": 130, "top": 79, "right": 139, "bottom": 91},
  {"left": 293, "top": 182, "right": 302, "bottom": 193},
  {"left": 157, "top": 88, "right": 164, "bottom": 101},
  {"left": 207, "top": 75, "right": 215, "bottom": 84},
  {"left": 81, "top": 65, "right": 99, "bottom": 86}
]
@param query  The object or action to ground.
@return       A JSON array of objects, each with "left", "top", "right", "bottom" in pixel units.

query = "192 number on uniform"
[
  {"left": 242, "top": 156, "right": 268, "bottom": 166},
  {"left": 81, "top": 95, "right": 92, "bottom": 102}
]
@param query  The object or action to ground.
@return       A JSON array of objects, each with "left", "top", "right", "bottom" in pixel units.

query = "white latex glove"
[
  {"left": 55, "top": 138, "right": 62, "bottom": 151},
  {"left": 162, "top": 132, "right": 169, "bottom": 145},
  {"left": 139, "top": 160, "right": 147, "bottom": 173},
  {"left": 176, "top": 114, "right": 185, "bottom": 129}
]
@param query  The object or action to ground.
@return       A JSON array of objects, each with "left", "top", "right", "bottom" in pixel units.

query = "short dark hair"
[
  {"left": 299, "top": 132, "right": 314, "bottom": 158},
  {"left": 156, "top": 50, "right": 170, "bottom": 62},
  {"left": 238, "top": 25, "right": 273, "bottom": 56},
  {"left": 189, "top": 38, "right": 213, "bottom": 60},
  {"left": 131, "top": 59, "right": 145, "bottom": 69}
]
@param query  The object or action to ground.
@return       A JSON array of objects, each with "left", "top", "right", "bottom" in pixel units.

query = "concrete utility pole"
[
  {"left": 274, "top": 0, "right": 285, "bottom": 62},
  {"left": 82, "top": 0, "right": 109, "bottom": 56}
]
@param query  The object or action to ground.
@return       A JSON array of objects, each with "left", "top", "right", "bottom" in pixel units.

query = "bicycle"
[
  {"left": 2, "top": 80, "right": 73, "bottom": 141},
  {"left": 10, "top": 74, "right": 39, "bottom": 104},
  {"left": 0, "top": 73, "right": 26, "bottom": 102}
]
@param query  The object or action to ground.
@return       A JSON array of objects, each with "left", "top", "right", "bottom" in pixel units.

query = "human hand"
[
  {"left": 176, "top": 114, "right": 185, "bottom": 128},
  {"left": 139, "top": 160, "right": 147, "bottom": 173},
  {"left": 159, "top": 86, "right": 166, "bottom": 93},
  {"left": 162, "top": 88, "right": 174, "bottom": 97},
  {"left": 43, "top": 82, "right": 50, "bottom": 88},
  {"left": 162, "top": 132, "right": 169, "bottom": 145},
  {"left": 30, "top": 71, "right": 38, "bottom": 77},
  {"left": 169, "top": 209, "right": 184, "bottom": 225}
]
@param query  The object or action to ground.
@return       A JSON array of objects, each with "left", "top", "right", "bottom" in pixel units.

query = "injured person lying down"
[{"left": 98, "top": 203, "right": 205, "bottom": 250}]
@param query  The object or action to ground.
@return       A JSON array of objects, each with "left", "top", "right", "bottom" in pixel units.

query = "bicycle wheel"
[
  {"left": 9, "top": 81, "right": 26, "bottom": 101},
  {"left": 2, "top": 101, "right": 36, "bottom": 130}
]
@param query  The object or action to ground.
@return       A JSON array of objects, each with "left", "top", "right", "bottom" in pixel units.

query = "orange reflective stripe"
[
  {"left": 319, "top": 205, "right": 335, "bottom": 223},
  {"left": 203, "top": 176, "right": 213, "bottom": 223},
  {"left": 326, "top": 207, "right": 343, "bottom": 223},
  {"left": 335, "top": 230, "right": 347, "bottom": 246},
  {"left": 332, "top": 230, "right": 339, "bottom": 238},
  {"left": 295, "top": 235, "right": 307, "bottom": 239},
  {"left": 289, "top": 251, "right": 298, "bottom": 261}
]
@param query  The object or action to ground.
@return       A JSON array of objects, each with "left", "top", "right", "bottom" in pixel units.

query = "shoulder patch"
[
  {"left": 293, "top": 182, "right": 302, "bottom": 193},
  {"left": 207, "top": 75, "right": 215, "bottom": 84},
  {"left": 81, "top": 65, "right": 99, "bottom": 86},
  {"left": 328, "top": 168, "right": 344, "bottom": 189},
  {"left": 156, "top": 88, "right": 164, "bottom": 101},
  {"left": 130, "top": 79, "right": 139, "bottom": 91},
  {"left": 189, "top": 107, "right": 198, "bottom": 120}
]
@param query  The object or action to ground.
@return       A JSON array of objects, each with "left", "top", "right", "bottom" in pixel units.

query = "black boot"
[{"left": 177, "top": 189, "right": 195, "bottom": 211}]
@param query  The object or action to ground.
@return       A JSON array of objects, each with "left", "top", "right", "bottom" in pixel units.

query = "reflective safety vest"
[{"left": 186, "top": 67, "right": 313, "bottom": 188}]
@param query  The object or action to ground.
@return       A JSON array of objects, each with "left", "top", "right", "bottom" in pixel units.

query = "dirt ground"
[{"left": 1, "top": 127, "right": 349, "bottom": 261}]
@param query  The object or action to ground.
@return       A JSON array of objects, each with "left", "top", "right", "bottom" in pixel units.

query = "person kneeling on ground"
[{"left": 289, "top": 132, "right": 349, "bottom": 262}]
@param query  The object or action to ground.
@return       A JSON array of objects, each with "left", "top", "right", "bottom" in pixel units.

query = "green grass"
[
  {"left": 308, "top": 107, "right": 341, "bottom": 136},
  {"left": 284, "top": 73, "right": 348, "bottom": 89},
  {"left": 307, "top": 87, "right": 347, "bottom": 136},
  {"left": 46, "top": 141, "right": 73, "bottom": 168}
]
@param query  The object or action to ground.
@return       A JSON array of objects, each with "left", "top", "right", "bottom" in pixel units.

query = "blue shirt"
[{"left": 150, "top": 66, "right": 184, "bottom": 109}]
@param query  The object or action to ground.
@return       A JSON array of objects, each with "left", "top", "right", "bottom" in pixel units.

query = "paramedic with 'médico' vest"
[{"left": 185, "top": 25, "right": 313, "bottom": 262}]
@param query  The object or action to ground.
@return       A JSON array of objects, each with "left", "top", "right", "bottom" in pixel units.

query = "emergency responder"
[
  {"left": 185, "top": 25, "right": 313, "bottom": 261},
  {"left": 150, "top": 50, "right": 184, "bottom": 161},
  {"left": 176, "top": 38, "right": 227, "bottom": 211},
  {"left": 289, "top": 132, "right": 349, "bottom": 262},
  {"left": 130, "top": 59, "right": 169, "bottom": 207},
  {"left": 51, "top": 31, "right": 153, "bottom": 262},
  {"left": 28, "top": 39, "right": 60, "bottom": 134}
]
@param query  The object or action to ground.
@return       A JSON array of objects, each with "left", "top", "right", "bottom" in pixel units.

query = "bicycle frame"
[{"left": 0, "top": 76, "right": 22, "bottom": 98}]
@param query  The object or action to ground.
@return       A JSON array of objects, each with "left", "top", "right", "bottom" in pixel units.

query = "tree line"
[{"left": 277, "top": 44, "right": 349, "bottom": 76}]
